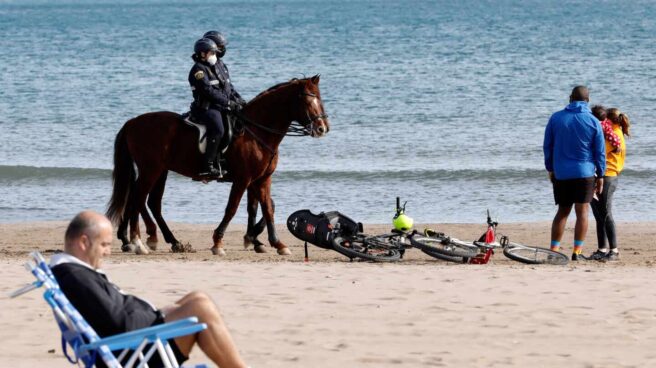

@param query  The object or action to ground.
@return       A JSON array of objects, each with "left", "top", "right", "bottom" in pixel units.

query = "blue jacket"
[{"left": 543, "top": 101, "right": 606, "bottom": 180}]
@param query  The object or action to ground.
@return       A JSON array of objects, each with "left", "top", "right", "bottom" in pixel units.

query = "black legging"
[
  {"left": 197, "top": 108, "right": 224, "bottom": 138},
  {"left": 590, "top": 176, "right": 619, "bottom": 250}
]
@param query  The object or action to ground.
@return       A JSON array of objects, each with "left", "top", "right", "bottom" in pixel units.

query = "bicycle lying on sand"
[
  {"left": 337, "top": 199, "right": 569, "bottom": 265},
  {"left": 410, "top": 210, "right": 569, "bottom": 265},
  {"left": 287, "top": 209, "right": 403, "bottom": 262}
]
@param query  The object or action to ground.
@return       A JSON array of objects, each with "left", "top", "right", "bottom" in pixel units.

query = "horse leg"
[
  {"left": 140, "top": 207, "right": 158, "bottom": 250},
  {"left": 243, "top": 188, "right": 266, "bottom": 253},
  {"left": 129, "top": 212, "right": 140, "bottom": 243},
  {"left": 117, "top": 212, "right": 132, "bottom": 252},
  {"left": 146, "top": 171, "right": 190, "bottom": 253},
  {"left": 253, "top": 176, "right": 290, "bottom": 255},
  {"left": 118, "top": 183, "right": 138, "bottom": 252},
  {"left": 129, "top": 169, "right": 162, "bottom": 255},
  {"left": 143, "top": 173, "right": 164, "bottom": 251},
  {"left": 128, "top": 210, "right": 148, "bottom": 254},
  {"left": 253, "top": 198, "right": 272, "bottom": 237},
  {"left": 212, "top": 182, "right": 248, "bottom": 256}
]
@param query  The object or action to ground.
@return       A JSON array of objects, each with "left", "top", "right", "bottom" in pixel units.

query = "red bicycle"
[{"left": 415, "top": 210, "right": 569, "bottom": 265}]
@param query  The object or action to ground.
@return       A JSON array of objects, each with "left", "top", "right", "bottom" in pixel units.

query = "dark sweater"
[{"left": 51, "top": 262, "right": 160, "bottom": 338}]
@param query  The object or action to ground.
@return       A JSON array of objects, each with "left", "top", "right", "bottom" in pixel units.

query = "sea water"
[{"left": 1, "top": 0, "right": 654, "bottom": 224}]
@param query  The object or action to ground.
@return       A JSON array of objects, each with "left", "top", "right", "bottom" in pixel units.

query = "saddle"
[{"left": 180, "top": 111, "right": 241, "bottom": 155}]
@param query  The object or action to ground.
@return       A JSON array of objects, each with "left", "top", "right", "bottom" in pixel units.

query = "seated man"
[{"left": 50, "top": 210, "right": 248, "bottom": 368}]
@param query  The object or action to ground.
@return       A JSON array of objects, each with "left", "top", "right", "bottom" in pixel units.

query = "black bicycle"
[
  {"left": 331, "top": 232, "right": 403, "bottom": 262},
  {"left": 286, "top": 209, "right": 402, "bottom": 263}
]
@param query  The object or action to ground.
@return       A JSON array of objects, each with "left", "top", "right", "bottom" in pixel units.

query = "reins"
[
  {"left": 232, "top": 89, "right": 328, "bottom": 154},
  {"left": 235, "top": 111, "right": 310, "bottom": 137}
]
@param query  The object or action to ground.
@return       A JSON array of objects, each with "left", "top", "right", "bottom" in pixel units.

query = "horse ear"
[{"left": 310, "top": 74, "right": 321, "bottom": 84}]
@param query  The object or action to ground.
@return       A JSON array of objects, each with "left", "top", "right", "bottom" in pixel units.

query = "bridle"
[
  {"left": 236, "top": 91, "right": 328, "bottom": 144},
  {"left": 295, "top": 92, "right": 328, "bottom": 135}
]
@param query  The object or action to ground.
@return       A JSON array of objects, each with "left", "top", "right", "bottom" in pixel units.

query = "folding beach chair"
[{"left": 10, "top": 251, "right": 208, "bottom": 368}]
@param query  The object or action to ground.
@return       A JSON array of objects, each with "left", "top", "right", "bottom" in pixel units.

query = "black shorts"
[
  {"left": 553, "top": 177, "right": 595, "bottom": 205},
  {"left": 148, "top": 312, "right": 189, "bottom": 368}
]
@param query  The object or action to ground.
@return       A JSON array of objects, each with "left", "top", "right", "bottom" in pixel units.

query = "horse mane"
[{"left": 251, "top": 78, "right": 303, "bottom": 103}]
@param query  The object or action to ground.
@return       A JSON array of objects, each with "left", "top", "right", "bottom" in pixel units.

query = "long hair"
[
  {"left": 607, "top": 108, "right": 631, "bottom": 137},
  {"left": 591, "top": 104, "right": 607, "bottom": 121}
]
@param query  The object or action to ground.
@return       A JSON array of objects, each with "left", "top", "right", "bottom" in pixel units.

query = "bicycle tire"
[
  {"left": 332, "top": 235, "right": 402, "bottom": 262},
  {"left": 410, "top": 235, "right": 479, "bottom": 258},
  {"left": 420, "top": 248, "right": 465, "bottom": 263},
  {"left": 502, "top": 242, "right": 569, "bottom": 265}
]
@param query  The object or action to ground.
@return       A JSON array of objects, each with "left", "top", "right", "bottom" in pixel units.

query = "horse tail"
[{"left": 106, "top": 123, "right": 135, "bottom": 224}]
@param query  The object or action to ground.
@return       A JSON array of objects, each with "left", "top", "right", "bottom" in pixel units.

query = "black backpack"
[{"left": 286, "top": 210, "right": 363, "bottom": 249}]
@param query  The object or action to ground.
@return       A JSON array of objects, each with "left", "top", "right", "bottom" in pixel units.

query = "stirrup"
[{"left": 199, "top": 166, "right": 224, "bottom": 178}]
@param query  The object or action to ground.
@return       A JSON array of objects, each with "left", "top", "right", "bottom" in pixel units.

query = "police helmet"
[
  {"left": 203, "top": 31, "right": 228, "bottom": 48},
  {"left": 194, "top": 38, "right": 218, "bottom": 56}
]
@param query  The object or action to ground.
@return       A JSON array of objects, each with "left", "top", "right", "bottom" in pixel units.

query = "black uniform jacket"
[
  {"left": 189, "top": 59, "right": 235, "bottom": 111},
  {"left": 214, "top": 59, "right": 242, "bottom": 102},
  {"left": 51, "top": 254, "right": 160, "bottom": 338}
]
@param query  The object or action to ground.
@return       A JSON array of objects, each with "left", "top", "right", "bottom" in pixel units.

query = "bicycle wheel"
[
  {"left": 420, "top": 248, "right": 465, "bottom": 263},
  {"left": 365, "top": 233, "right": 409, "bottom": 258},
  {"left": 410, "top": 235, "right": 479, "bottom": 258},
  {"left": 332, "top": 234, "right": 402, "bottom": 262},
  {"left": 503, "top": 242, "right": 569, "bottom": 265}
]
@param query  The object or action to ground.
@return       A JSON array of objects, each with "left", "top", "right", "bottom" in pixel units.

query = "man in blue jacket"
[{"left": 544, "top": 86, "right": 605, "bottom": 261}]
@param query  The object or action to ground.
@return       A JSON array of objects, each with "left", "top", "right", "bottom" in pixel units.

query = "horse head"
[
  {"left": 295, "top": 75, "right": 330, "bottom": 138},
  {"left": 241, "top": 75, "right": 329, "bottom": 138}
]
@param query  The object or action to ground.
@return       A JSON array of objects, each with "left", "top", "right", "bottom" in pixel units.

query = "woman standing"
[{"left": 589, "top": 108, "right": 631, "bottom": 261}]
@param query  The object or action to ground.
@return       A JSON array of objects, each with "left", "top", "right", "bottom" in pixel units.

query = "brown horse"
[{"left": 106, "top": 75, "right": 329, "bottom": 255}]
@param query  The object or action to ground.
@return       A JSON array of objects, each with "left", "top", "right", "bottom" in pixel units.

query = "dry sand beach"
[{"left": 2, "top": 221, "right": 656, "bottom": 367}]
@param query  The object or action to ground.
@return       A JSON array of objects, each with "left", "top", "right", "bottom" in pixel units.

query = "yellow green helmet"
[{"left": 393, "top": 213, "right": 414, "bottom": 231}]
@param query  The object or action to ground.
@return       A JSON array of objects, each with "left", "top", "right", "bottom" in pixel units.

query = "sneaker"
[
  {"left": 571, "top": 253, "right": 588, "bottom": 261},
  {"left": 603, "top": 252, "right": 620, "bottom": 262},
  {"left": 589, "top": 249, "right": 609, "bottom": 261}
]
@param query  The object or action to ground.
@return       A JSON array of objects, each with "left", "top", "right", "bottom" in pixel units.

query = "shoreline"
[{"left": 1, "top": 220, "right": 654, "bottom": 265}]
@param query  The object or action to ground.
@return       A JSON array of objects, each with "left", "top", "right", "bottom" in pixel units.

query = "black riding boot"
[{"left": 199, "top": 136, "right": 224, "bottom": 178}]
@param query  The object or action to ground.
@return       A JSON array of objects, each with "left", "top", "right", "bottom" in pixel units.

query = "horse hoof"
[
  {"left": 277, "top": 247, "right": 291, "bottom": 256},
  {"left": 243, "top": 235, "right": 252, "bottom": 249},
  {"left": 171, "top": 242, "right": 195, "bottom": 253},
  {"left": 244, "top": 235, "right": 266, "bottom": 250},
  {"left": 133, "top": 239, "right": 150, "bottom": 255},
  {"left": 254, "top": 244, "right": 268, "bottom": 253},
  {"left": 146, "top": 238, "right": 158, "bottom": 251},
  {"left": 121, "top": 244, "right": 135, "bottom": 253},
  {"left": 211, "top": 247, "right": 227, "bottom": 256}
]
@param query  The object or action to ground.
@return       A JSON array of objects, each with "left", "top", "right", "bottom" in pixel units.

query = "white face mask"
[{"left": 207, "top": 54, "right": 217, "bottom": 65}]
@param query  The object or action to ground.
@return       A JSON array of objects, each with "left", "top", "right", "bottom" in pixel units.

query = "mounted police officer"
[
  {"left": 202, "top": 31, "right": 246, "bottom": 106},
  {"left": 189, "top": 37, "right": 241, "bottom": 178}
]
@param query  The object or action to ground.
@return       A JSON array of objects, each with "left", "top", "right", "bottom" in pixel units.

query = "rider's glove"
[{"left": 228, "top": 100, "right": 242, "bottom": 112}]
